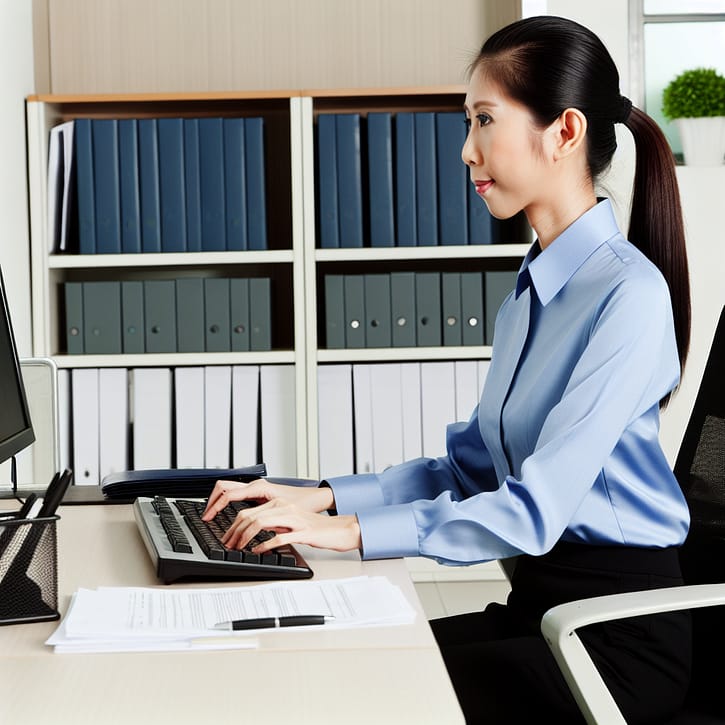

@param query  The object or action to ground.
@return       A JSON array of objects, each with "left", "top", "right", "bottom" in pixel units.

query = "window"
[{"left": 630, "top": 1, "right": 725, "bottom": 157}]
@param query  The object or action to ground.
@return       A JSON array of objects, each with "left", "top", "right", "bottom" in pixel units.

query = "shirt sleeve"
[{"left": 328, "top": 269, "right": 681, "bottom": 565}]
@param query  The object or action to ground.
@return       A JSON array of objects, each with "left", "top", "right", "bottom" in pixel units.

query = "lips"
[{"left": 474, "top": 179, "right": 494, "bottom": 196}]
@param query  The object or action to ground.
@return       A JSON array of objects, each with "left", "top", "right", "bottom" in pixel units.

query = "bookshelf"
[{"left": 25, "top": 87, "right": 530, "bottom": 483}]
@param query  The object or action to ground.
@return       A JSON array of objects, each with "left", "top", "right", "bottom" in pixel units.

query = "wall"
[
  {"left": 39, "top": 0, "right": 520, "bottom": 94},
  {"left": 0, "top": 0, "right": 35, "bottom": 357}
]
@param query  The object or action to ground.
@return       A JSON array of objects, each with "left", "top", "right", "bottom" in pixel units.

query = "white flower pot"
[{"left": 676, "top": 116, "right": 725, "bottom": 166}]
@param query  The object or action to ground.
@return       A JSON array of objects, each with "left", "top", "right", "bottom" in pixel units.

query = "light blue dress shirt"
[{"left": 326, "top": 199, "right": 690, "bottom": 565}]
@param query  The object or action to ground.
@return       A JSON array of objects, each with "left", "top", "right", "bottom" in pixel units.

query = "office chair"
[{"left": 542, "top": 305, "right": 725, "bottom": 725}]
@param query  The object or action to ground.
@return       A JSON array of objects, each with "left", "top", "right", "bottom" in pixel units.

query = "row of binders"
[
  {"left": 64, "top": 277, "right": 272, "bottom": 355},
  {"left": 60, "top": 365, "right": 297, "bottom": 486},
  {"left": 316, "top": 111, "right": 508, "bottom": 248},
  {"left": 48, "top": 116, "right": 268, "bottom": 255},
  {"left": 318, "top": 360, "right": 490, "bottom": 479},
  {"left": 324, "top": 270, "right": 517, "bottom": 349}
]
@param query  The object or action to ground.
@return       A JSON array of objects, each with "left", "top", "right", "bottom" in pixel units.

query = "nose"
[{"left": 461, "top": 131, "right": 480, "bottom": 168}]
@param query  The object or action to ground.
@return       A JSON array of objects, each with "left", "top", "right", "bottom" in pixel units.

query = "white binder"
[
  {"left": 204, "top": 365, "right": 232, "bottom": 468},
  {"left": 98, "top": 368, "right": 128, "bottom": 479},
  {"left": 370, "top": 364, "right": 404, "bottom": 472},
  {"left": 454, "top": 360, "right": 479, "bottom": 422},
  {"left": 175, "top": 367, "right": 205, "bottom": 468},
  {"left": 352, "top": 364, "right": 374, "bottom": 475},
  {"left": 260, "top": 365, "right": 296, "bottom": 476},
  {"left": 72, "top": 367, "right": 100, "bottom": 485},
  {"left": 231, "top": 366, "right": 260, "bottom": 468},
  {"left": 132, "top": 368, "right": 172, "bottom": 470},
  {"left": 400, "top": 362, "right": 423, "bottom": 461},
  {"left": 317, "top": 364, "right": 353, "bottom": 479},
  {"left": 420, "top": 362, "right": 456, "bottom": 458}
]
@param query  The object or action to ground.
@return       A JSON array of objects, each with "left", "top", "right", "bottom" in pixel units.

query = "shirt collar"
[{"left": 516, "top": 199, "right": 622, "bottom": 305}]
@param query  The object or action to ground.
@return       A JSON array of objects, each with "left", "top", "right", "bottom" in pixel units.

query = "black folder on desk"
[{"left": 101, "top": 463, "right": 267, "bottom": 500}]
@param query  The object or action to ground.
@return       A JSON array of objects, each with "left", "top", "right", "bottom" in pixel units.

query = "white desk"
[{"left": 0, "top": 504, "right": 464, "bottom": 724}]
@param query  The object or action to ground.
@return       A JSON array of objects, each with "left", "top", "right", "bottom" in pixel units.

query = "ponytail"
[{"left": 624, "top": 107, "right": 691, "bottom": 380}]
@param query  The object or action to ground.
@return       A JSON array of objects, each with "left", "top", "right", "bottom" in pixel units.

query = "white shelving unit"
[{"left": 25, "top": 87, "right": 531, "bottom": 483}]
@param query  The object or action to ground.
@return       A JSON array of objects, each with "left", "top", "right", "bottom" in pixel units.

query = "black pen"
[{"left": 212, "top": 615, "right": 334, "bottom": 631}]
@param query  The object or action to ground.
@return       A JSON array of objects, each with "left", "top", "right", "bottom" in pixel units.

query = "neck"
[{"left": 528, "top": 192, "right": 598, "bottom": 249}]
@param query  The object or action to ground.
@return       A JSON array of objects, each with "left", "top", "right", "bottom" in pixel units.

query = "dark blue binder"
[
  {"left": 92, "top": 120, "right": 121, "bottom": 253},
  {"left": 157, "top": 118, "right": 187, "bottom": 252},
  {"left": 183, "top": 119, "right": 203, "bottom": 252},
  {"left": 414, "top": 113, "right": 438, "bottom": 246},
  {"left": 336, "top": 114, "right": 363, "bottom": 248},
  {"left": 138, "top": 119, "right": 162, "bottom": 253},
  {"left": 198, "top": 117, "right": 226, "bottom": 251},
  {"left": 316, "top": 113, "right": 339, "bottom": 248},
  {"left": 245, "top": 117, "right": 268, "bottom": 250},
  {"left": 223, "top": 117, "right": 247, "bottom": 251},
  {"left": 395, "top": 112, "right": 416, "bottom": 246},
  {"left": 118, "top": 119, "right": 141, "bottom": 254},
  {"left": 436, "top": 112, "right": 468, "bottom": 245},
  {"left": 74, "top": 119, "right": 96, "bottom": 254},
  {"left": 367, "top": 112, "right": 394, "bottom": 247}
]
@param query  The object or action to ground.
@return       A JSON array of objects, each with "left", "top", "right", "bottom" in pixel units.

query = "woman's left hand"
[{"left": 222, "top": 497, "right": 361, "bottom": 554}]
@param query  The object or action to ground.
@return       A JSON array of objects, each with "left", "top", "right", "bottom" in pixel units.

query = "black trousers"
[{"left": 430, "top": 543, "right": 692, "bottom": 724}]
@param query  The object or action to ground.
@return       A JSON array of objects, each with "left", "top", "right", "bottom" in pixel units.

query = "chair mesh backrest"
[
  {"left": 674, "top": 307, "right": 725, "bottom": 715},
  {"left": 674, "top": 306, "right": 725, "bottom": 536}
]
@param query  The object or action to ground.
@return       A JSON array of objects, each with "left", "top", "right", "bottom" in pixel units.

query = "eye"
[{"left": 475, "top": 113, "right": 492, "bottom": 127}]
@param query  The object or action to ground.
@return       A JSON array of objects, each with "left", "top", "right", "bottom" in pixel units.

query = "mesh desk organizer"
[{"left": 0, "top": 510, "right": 60, "bottom": 625}]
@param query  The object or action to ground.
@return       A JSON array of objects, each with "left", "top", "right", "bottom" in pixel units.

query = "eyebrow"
[{"left": 463, "top": 100, "right": 499, "bottom": 113}]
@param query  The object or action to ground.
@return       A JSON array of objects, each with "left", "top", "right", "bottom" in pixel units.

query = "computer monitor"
[{"left": 0, "top": 267, "right": 35, "bottom": 474}]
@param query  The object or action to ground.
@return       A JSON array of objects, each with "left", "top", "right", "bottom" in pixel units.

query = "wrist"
[{"left": 317, "top": 481, "right": 336, "bottom": 512}]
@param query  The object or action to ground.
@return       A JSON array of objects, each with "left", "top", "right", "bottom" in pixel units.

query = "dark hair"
[{"left": 472, "top": 16, "right": 691, "bottom": 384}]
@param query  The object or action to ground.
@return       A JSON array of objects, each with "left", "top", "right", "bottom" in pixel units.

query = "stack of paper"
[{"left": 46, "top": 576, "right": 416, "bottom": 654}]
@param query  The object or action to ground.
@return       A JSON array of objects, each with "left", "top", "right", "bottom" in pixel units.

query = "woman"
[{"left": 204, "top": 16, "right": 692, "bottom": 723}]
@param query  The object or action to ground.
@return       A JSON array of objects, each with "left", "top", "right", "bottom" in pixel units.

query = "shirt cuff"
[
  {"left": 323, "top": 473, "right": 385, "bottom": 515},
  {"left": 356, "top": 504, "right": 420, "bottom": 559}
]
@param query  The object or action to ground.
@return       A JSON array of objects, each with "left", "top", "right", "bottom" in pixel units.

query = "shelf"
[
  {"left": 317, "top": 346, "right": 492, "bottom": 363},
  {"left": 315, "top": 244, "right": 530, "bottom": 263},
  {"left": 48, "top": 250, "right": 295, "bottom": 269},
  {"left": 52, "top": 350, "right": 297, "bottom": 368}
]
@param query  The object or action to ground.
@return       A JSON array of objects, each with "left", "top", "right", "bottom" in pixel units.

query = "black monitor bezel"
[{"left": 0, "top": 267, "right": 35, "bottom": 467}]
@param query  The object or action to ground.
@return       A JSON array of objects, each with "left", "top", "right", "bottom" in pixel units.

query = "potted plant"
[{"left": 662, "top": 67, "right": 725, "bottom": 166}]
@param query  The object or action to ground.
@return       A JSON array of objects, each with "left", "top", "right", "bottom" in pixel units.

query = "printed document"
[{"left": 46, "top": 576, "right": 416, "bottom": 653}]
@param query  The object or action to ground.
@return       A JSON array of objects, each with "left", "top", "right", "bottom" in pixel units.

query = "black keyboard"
[{"left": 133, "top": 496, "right": 313, "bottom": 583}]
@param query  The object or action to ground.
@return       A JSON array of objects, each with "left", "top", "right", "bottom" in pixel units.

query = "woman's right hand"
[{"left": 201, "top": 478, "right": 335, "bottom": 522}]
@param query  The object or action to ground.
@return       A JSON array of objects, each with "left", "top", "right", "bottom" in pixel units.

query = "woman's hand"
[
  {"left": 221, "top": 498, "right": 361, "bottom": 554},
  {"left": 202, "top": 478, "right": 334, "bottom": 522}
]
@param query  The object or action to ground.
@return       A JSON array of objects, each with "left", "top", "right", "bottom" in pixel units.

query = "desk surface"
[{"left": 0, "top": 503, "right": 464, "bottom": 724}]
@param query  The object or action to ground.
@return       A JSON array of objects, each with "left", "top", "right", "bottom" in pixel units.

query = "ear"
[{"left": 549, "top": 107, "right": 588, "bottom": 161}]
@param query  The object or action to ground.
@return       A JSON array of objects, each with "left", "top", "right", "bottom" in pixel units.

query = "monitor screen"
[{"left": 0, "top": 268, "right": 34, "bottom": 467}]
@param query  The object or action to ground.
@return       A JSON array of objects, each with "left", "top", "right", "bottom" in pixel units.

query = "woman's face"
[{"left": 462, "top": 67, "right": 553, "bottom": 222}]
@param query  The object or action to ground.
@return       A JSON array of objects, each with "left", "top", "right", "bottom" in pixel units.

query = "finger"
[{"left": 202, "top": 480, "right": 242, "bottom": 520}]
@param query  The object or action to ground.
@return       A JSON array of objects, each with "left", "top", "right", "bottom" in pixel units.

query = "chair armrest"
[{"left": 541, "top": 583, "right": 725, "bottom": 724}]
